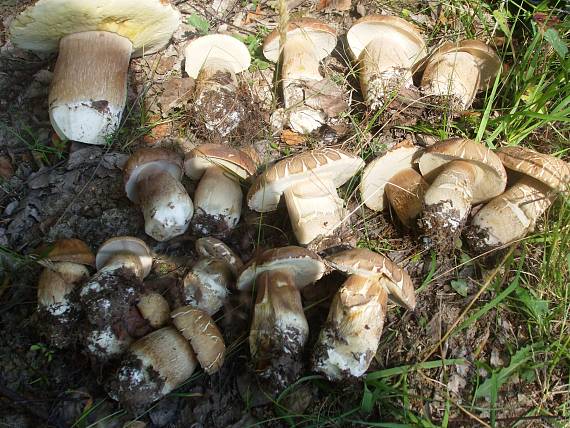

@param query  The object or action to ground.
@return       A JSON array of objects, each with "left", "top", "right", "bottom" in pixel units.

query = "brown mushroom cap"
[
  {"left": 236, "top": 246, "right": 325, "bottom": 291},
  {"left": 497, "top": 146, "right": 570, "bottom": 192},
  {"left": 419, "top": 138, "right": 507, "bottom": 204},
  {"left": 95, "top": 236, "right": 153, "bottom": 278},
  {"left": 262, "top": 18, "right": 337, "bottom": 63},
  {"left": 326, "top": 248, "right": 416, "bottom": 310},
  {"left": 9, "top": 0, "right": 181, "bottom": 57},
  {"left": 137, "top": 293, "right": 170, "bottom": 329},
  {"left": 184, "top": 144, "right": 257, "bottom": 181},
  {"left": 38, "top": 238, "right": 95, "bottom": 266},
  {"left": 123, "top": 148, "right": 183, "bottom": 203},
  {"left": 248, "top": 148, "right": 364, "bottom": 212},
  {"left": 171, "top": 306, "right": 226, "bottom": 375},
  {"left": 384, "top": 168, "right": 428, "bottom": 227},
  {"left": 195, "top": 237, "right": 243, "bottom": 277}
]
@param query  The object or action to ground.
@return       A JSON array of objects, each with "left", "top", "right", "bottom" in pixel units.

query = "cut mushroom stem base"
[{"left": 49, "top": 31, "right": 132, "bottom": 145}]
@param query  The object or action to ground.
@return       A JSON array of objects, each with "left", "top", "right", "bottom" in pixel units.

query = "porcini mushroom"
[
  {"left": 420, "top": 40, "right": 501, "bottom": 111},
  {"left": 360, "top": 141, "right": 427, "bottom": 227},
  {"left": 184, "top": 34, "right": 251, "bottom": 137},
  {"left": 346, "top": 15, "right": 426, "bottom": 111},
  {"left": 466, "top": 146, "right": 570, "bottom": 254},
  {"left": 36, "top": 239, "right": 95, "bottom": 348},
  {"left": 418, "top": 138, "right": 507, "bottom": 250},
  {"left": 195, "top": 236, "right": 244, "bottom": 277},
  {"left": 236, "top": 246, "right": 325, "bottom": 391},
  {"left": 9, "top": 0, "right": 180, "bottom": 145},
  {"left": 125, "top": 148, "right": 193, "bottom": 242},
  {"left": 263, "top": 19, "right": 338, "bottom": 134},
  {"left": 247, "top": 148, "right": 365, "bottom": 245},
  {"left": 137, "top": 292, "right": 170, "bottom": 329},
  {"left": 184, "top": 144, "right": 256, "bottom": 236}
]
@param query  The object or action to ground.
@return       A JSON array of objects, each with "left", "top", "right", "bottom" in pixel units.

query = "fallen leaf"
[
  {"left": 244, "top": 4, "right": 265, "bottom": 25},
  {"left": 316, "top": 0, "right": 351, "bottom": 11},
  {"left": 0, "top": 156, "right": 14, "bottom": 180},
  {"left": 281, "top": 129, "right": 306, "bottom": 146}
]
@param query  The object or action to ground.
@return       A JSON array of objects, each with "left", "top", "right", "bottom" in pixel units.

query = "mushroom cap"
[
  {"left": 171, "top": 306, "right": 226, "bottom": 375},
  {"left": 262, "top": 18, "right": 337, "bottom": 63},
  {"left": 184, "top": 34, "right": 251, "bottom": 79},
  {"left": 418, "top": 138, "right": 507, "bottom": 204},
  {"left": 124, "top": 148, "right": 183, "bottom": 203},
  {"left": 497, "top": 146, "right": 570, "bottom": 192},
  {"left": 137, "top": 292, "right": 170, "bottom": 329},
  {"left": 247, "top": 148, "right": 364, "bottom": 212},
  {"left": 9, "top": 0, "right": 181, "bottom": 57},
  {"left": 236, "top": 246, "right": 325, "bottom": 291},
  {"left": 39, "top": 238, "right": 95, "bottom": 266},
  {"left": 95, "top": 236, "right": 153, "bottom": 278},
  {"left": 347, "top": 15, "right": 426, "bottom": 61},
  {"left": 326, "top": 248, "right": 416, "bottom": 310},
  {"left": 195, "top": 237, "right": 243, "bottom": 277},
  {"left": 360, "top": 142, "right": 422, "bottom": 211},
  {"left": 184, "top": 144, "right": 257, "bottom": 181}
]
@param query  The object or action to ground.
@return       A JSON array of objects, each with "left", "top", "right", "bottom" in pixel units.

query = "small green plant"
[
  {"left": 30, "top": 342, "right": 55, "bottom": 364},
  {"left": 235, "top": 28, "right": 271, "bottom": 71},
  {"left": 187, "top": 13, "right": 210, "bottom": 34}
]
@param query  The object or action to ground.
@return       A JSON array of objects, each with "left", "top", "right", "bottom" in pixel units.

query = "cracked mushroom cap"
[
  {"left": 95, "top": 236, "right": 153, "bottom": 278},
  {"left": 184, "top": 34, "right": 251, "bottom": 79},
  {"left": 195, "top": 237, "right": 243, "bottom": 277},
  {"left": 39, "top": 238, "right": 95, "bottom": 266},
  {"left": 419, "top": 138, "right": 507, "bottom": 204},
  {"left": 9, "top": 0, "right": 181, "bottom": 57},
  {"left": 347, "top": 15, "right": 426, "bottom": 61},
  {"left": 326, "top": 248, "right": 416, "bottom": 310},
  {"left": 497, "top": 146, "right": 570, "bottom": 192},
  {"left": 184, "top": 144, "right": 257, "bottom": 181},
  {"left": 124, "top": 148, "right": 184, "bottom": 203},
  {"left": 171, "top": 306, "right": 225, "bottom": 375},
  {"left": 247, "top": 148, "right": 365, "bottom": 212},
  {"left": 236, "top": 246, "right": 326, "bottom": 291},
  {"left": 360, "top": 141, "right": 422, "bottom": 211},
  {"left": 263, "top": 18, "right": 337, "bottom": 63}
]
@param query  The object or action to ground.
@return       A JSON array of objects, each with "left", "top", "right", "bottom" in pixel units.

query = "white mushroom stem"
[
  {"left": 195, "top": 59, "right": 238, "bottom": 95},
  {"left": 284, "top": 180, "right": 345, "bottom": 245},
  {"left": 37, "top": 262, "right": 89, "bottom": 312},
  {"left": 49, "top": 31, "right": 133, "bottom": 145},
  {"left": 136, "top": 166, "right": 194, "bottom": 242},
  {"left": 193, "top": 167, "right": 242, "bottom": 232},
  {"left": 281, "top": 37, "right": 323, "bottom": 82}
]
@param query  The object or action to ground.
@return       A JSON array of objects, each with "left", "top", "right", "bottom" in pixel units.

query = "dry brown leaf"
[
  {"left": 281, "top": 129, "right": 306, "bottom": 146},
  {"left": 316, "top": 0, "right": 351, "bottom": 11},
  {"left": 0, "top": 155, "right": 14, "bottom": 180}
]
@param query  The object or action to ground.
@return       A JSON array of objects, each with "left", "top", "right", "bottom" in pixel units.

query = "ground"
[{"left": 0, "top": 0, "right": 569, "bottom": 427}]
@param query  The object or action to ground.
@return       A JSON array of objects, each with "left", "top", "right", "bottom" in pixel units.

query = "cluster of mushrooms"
[{"left": 10, "top": 0, "right": 570, "bottom": 416}]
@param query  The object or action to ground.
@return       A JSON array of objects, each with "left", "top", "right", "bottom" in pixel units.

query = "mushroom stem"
[
  {"left": 385, "top": 168, "right": 428, "bottom": 227},
  {"left": 284, "top": 180, "right": 345, "bottom": 245},
  {"left": 49, "top": 31, "right": 132, "bottom": 145},
  {"left": 195, "top": 60, "right": 238, "bottom": 94},
  {"left": 281, "top": 36, "right": 323, "bottom": 82},
  {"left": 102, "top": 254, "right": 146, "bottom": 280},
  {"left": 193, "top": 166, "right": 243, "bottom": 233},
  {"left": 135, "top": 166, "right": 193, "bottom": 242}
]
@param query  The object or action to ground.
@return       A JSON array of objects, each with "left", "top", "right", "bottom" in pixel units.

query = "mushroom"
[
  {"left": 184, "top": 144, "right": 256, "bottom": 236},
  {"left": 417, "top": 138, "right": 507, "bottom": 250},
  {"left": 36, "top": 239, "right": 95, "bottom": 348},
  {"left": 360, "top": 141, "right": 428, "bottom": 227},
  {"left": 419, "top": 40, "right": 501, "bottom": 111},
  {"left": 136, "top": 292, "right": 170, "bottom": 329},
  {"left": 195, "top": 236, "right": 244, "bottom": 277},
  {"left": 9, "top": 0, "right": 180, "bottom": 145},
  {"left": 184, "top": 34, "right": 251, "bottom": 137},
  {"left": 466, "top": 146, "right": 570, "bottom": 254},
  {"left": 236, "top": 247, "right": 325, "bottom": 391},
  {"left": 80, "top": 237, "right": 153, "bottom": 361},
  {"left": 125, "top": 148, "right": 193, "bottom": 242},
  {"left": 262, "top": 19, "right": 338, "bottom": 134},
  {"left": 346, "top": 15, "right": 426, "bottom": 111},
  {"left": 247, "top": 148, "right": 365, "bottom": 245}
]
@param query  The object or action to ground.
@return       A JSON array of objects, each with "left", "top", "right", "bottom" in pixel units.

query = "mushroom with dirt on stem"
[
  {"left": 346, "top": 15, "right": 426, "bottom": 111},
  {"left": 184, "top": 144, "right": 257, "bottom": 237},
  {"left": 124, "top": 148, "right": 194, "bottom": 242},
  {"left": 184, "top": 34, "right": 251, "bottom": 137},
  {"left": 247, "top": 148, "right": 365, "bottom": 246},
  {"left": 465, "top": 146, "right": 570, "bottom": 254},
  {"left": 9, "top": 0, "right": 180, "bottom": 145}
]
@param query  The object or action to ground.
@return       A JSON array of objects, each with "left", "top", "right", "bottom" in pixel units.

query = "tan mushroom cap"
[
  {"left": 39, "top": 238, "right": 95, "bottom": 266},
  {"left": 248, "top": 148, "right": 365, "bottom": 212},
  {"left": 9, "top": 0, "right": 181, "bottom": 57},
  {"left": 497, "top": 146, "right": 570, "bottom": 192},
  {"left": 184, "top": 144, "right": 257, "bottom": 181},
  {"left": 326, "top": 248, "right": 416, "bottom": 310},
  {"left": 184, "top": 34, "right": 251, "bottom": 79},
  {"left": 419, "top": 138, "right": 507, "bottom": 204},
  {"left": 124, "top": 148, "right": 183, "bottom": 203},
  {"left": 360, "top": 141, "right": 422, "bottom": 211},
  {"left": 384, "top": 169, "right": 428, "bottom": 227},
  {"left": 195, "top": 237, "right": 243, "bottom": 277},
  {"left": 137, "top": 292, "right": 170, "bottom": 329},
  {"left": 171, "top": 306, "right": 225, "bottom": 375},
  {"left": 346, "top": 15, "right": 426, "bottom": 61},
  {"left": 95, "top": 236, "right": 153, "bottom": 278},
  {"left": 236, "top": 246, "right": 325, "bottom": 291},
  {"left": 263, "top": 18, "right": 337, "bottom": 63}
]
